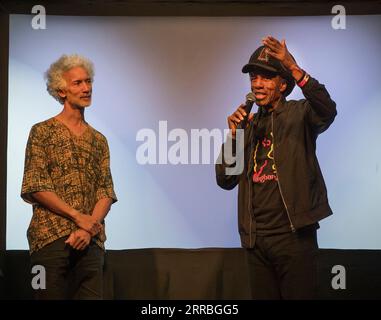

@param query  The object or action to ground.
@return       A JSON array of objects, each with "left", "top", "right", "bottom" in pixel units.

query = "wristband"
[{"left": 297, "top": 72, "right": 310, "bottom": 88}]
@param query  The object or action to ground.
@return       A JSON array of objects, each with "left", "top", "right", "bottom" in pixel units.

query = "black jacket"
[{"left": 216, "top": 77, "right": 337, "bottom": 248}]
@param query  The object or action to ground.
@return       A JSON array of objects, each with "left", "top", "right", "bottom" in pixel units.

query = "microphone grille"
[{"left": 246, "top": 92, "right": 256, "bottom": 102}]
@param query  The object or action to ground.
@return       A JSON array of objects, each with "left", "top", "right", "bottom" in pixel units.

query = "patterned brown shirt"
[{"left": 21, "top": 117, "right": 117, "bottom": 254}]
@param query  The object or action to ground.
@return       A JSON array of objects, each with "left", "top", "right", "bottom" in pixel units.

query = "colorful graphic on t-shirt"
[{"left": 253, "top": 132, "right": 278, "bottom": 183}]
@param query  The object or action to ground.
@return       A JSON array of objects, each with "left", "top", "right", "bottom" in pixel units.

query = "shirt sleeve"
[
  {"left": 301, "top": 76, "right": 337, "bottom": 134},
  {"left": 21, "top": 125, "right": 55, "bottom": 205},
  {"left": 96, "top": 137, "right": 118, "bottom": 204}
]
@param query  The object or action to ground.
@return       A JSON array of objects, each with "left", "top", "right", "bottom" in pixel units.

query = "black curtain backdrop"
[{"left": 3, "top": 248, "right": 381, "bottom": 300}]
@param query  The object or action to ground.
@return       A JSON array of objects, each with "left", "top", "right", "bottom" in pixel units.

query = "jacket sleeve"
[
  {"left": 215, "top": 132, "right": 240, "bottom": 190},
  {"left": 215, "top": 119, "right": 254, "bottom": 190},
  {"left": 301, "top": 76, "right": 337, "bottom": 134}
]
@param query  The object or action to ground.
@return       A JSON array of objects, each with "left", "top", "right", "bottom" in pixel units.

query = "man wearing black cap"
[{"left": 216, "top": 36, "right": 337, "bottom": 299}]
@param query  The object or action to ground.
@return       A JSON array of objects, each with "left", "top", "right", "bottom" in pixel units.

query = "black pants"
[
  {"left": 30, "top": 237, "right": 105, "bottom": 300},
  {"left": 246, "top": 227, "right": 318, "bottom": 300}
]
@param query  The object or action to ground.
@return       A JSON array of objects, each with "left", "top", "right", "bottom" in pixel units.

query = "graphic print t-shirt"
[{"left": 251, "top": 110, "right": 291, "bottom": 235}]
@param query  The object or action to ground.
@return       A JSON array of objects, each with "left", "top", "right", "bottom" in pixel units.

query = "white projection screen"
[{"left": 7, "top": 14, "right": 381, "bottom": 250}]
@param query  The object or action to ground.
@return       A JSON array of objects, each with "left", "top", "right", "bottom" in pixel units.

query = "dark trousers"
[
  {"left": 30, "top": 237, "right": 105, "bottom": 300},
  {"left": 246, "top": 227, "right": 318, "bottom": 300}
]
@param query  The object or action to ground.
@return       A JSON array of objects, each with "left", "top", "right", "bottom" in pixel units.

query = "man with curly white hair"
[{"left": 21, "top": 54, "right": 117, "bottom": 299}]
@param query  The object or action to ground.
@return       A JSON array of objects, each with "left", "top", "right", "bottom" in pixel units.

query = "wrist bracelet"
[{"left": 297, "top": 72, "right": 310, "bottom": 88}]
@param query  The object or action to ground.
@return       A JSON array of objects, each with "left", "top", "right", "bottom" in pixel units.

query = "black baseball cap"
[{"left": 242, "top": 45, "right": 295, "bottom": 97}]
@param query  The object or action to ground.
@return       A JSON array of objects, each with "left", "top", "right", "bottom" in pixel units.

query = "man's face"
[
  {"left": 250, "top": 70, "right": 286, "bottom": 108},
  {"left": 59, "top": 66, "right": 92, "bottom": 108}
]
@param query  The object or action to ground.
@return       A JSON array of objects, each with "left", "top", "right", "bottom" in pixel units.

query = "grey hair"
[{"left": 44, "top": 54, "right": 95, "bottom": 104}]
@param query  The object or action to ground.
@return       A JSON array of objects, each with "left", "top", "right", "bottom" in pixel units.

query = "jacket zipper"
[
  {"left": 247, "top": 126, "right": 254, "bottom": 247},
  {"left": 248, "top": 175, "right": 252, "bottom": 247},
  {"left": 271, "top": 113, "right": 296, "bottom": 232}
]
